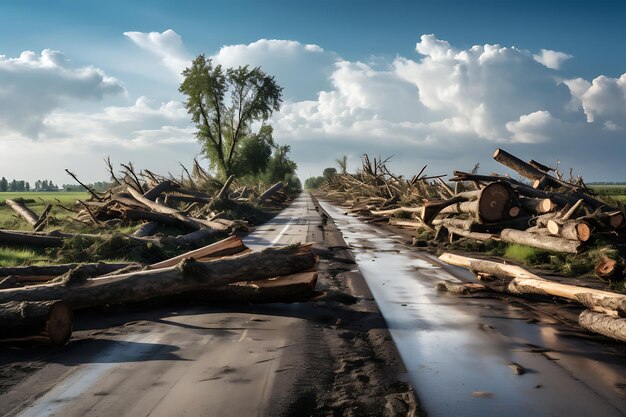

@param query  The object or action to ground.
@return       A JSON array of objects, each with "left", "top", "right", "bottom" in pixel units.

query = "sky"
[{"left": 1, "top": 0, "right": 625, "bottom": 184}]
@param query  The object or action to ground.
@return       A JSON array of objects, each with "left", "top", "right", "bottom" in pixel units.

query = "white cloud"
[
  {"left": 0, "top": 49, "right": 124, "bottom": 137},
  {"left": 123, "top": 29, "right": 191, "bottom": 77},
  {"left": 533, "top": 49, "right": 573, "bottom": 70}
]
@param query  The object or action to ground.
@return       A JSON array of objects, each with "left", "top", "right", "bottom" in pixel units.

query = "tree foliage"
[{"left": 179, "top": 55, "right": 283, "bottom": 179}]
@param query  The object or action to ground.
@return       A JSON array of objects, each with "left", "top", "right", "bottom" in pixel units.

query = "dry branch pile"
[
  {"left": 317, "top": 149, "right": 626, "bottom": 342},
  {"left": 0, "top": 236, "right": 319, "bottom": 346}
]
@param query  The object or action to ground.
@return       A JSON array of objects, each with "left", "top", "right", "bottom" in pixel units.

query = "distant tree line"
[
  {"left": 0, "top": 177, "right": 111, "bottom": 192},
  {"left": 304, "top": 167, "right": 337, "bottom": 189}
]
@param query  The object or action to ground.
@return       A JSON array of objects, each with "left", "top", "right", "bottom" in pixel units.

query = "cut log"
[
  {"left": 0, "top": 244, "right": 317, "bottom": 309},
  {"left": 160, "top": 228, "right": 221, "bottom": 248},
  {"left": 546, "top": 219, "right": 592, "bottom": 242},
  {"left": 438, "top": 182, "right": 514, "bottom": 224},
  {"left": 5, "top": 199, "right": 39, "bottom": 227},
  {"left": 594, "top": 257, "right": 624, "bottom": 281},
  {"left": 259, "top": 182, "right": 284, "bottom": 203},
  {"left": 439, "top": 253, "right": 626, "bottom": 315},
  {"left": 203, "top": 272, "right": 318, "bottom": 303},
  {"left": 388, "top": 219, "right": 423, "bottom": 228},
  {"left": 594, "top": 211, "right": 625, "bottom": 229},
  {"left": 519, "top": 197, "right": 554, "bottom": 214},
  {"left": 578, "top": 310, "right": 626, "bottom": 342},
  {"left": 370, "top": 206, "right": 423, "bottom": 216},
  {"left": 150, "top": 236, "right": 248, "bottom": 269},
  {"left": 500, "top": 228, "right": 582, "bottom": 254},
  {"left": 493, "top": 148, "right": 569, "bottom": 190},
  {"left": 0, "top": 300, "right": 73, "bottom": 346}
]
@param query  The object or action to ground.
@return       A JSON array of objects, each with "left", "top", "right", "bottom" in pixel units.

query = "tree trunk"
[
  {"left": 33, "top": 204, "right": 53, "bottom": 231},
  {"left": 160, "top": 228, "right": 221, "bottom": 248},
  {"left": 0, "top": 244, "right": 316, "bottom": 309},
  {"left": 493, "top": 148, "right": 566, "bottom": 189},
  {"left": 0, "top": 229, "right": 64, "bottom": 247},
  {"left": 578, "top": 310, "right": 626, "bottom": 342},
  {"left": 439, "top": 252, "right": 626, "bottom": 315},
  {"left": 259, "top": 182, "right": 284, "bottom": 203},
  {"left": 430, "top": 182, "right": 515, "bottom": 224},
  {"left": 0, "top": 300, "right": 73, "bottom": 346},
  {"left": 445, "top": 226, "right": 498, "bottom": 242},
  {"left": 151, "top": 236, "right": 248, "bottom": 269},
  {"left": 500, "top": 228, "right": 582, "bottom": 253},
  {"left": 421, "top": 196, "right": 466, "bottom": 225},
  {"left": 5, "top": 199, "right": 39, "bottom": 227}
]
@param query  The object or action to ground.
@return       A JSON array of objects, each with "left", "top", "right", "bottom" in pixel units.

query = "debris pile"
[
  {"left": 0, "top": 236, "right": 319, "bottom": 345},
  {"left": 317, "top": 148, "right": 626, "bottom": 342}
]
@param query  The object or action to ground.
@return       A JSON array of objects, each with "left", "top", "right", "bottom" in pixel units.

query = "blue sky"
[{"left": 1, "top": 0, "right": 625, "bottom": 182}]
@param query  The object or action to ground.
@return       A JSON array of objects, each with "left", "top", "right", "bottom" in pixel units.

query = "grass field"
[
  {"left": 589, "top": 185, "right": 626, "bottom": 203},
  {"left": 0, "top": 191, "right": 88, "bottom": 204}
]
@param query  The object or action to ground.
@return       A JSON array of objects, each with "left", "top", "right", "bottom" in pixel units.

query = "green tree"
[
  {"left": 323, "top": 167, "right": 337, "bottom": 179},
  {"left": 0, "top": 177, "right": 7, "bottom": 192},
  {"left": 265, "top": 144, "right": 298, "bottom": 185},
  {"left": 231, "top": 124, "right": 274, "bottom": 178},
  {"left": 179, "top": 55, "right": 283, "bottom": 179}
]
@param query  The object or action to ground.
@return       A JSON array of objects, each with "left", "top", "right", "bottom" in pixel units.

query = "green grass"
[
  {"left": 0, "top": 192, "right": 89, "bottom": 231},
  {"left": 0, "top": 246, "right": 49, "bottom": 267}
]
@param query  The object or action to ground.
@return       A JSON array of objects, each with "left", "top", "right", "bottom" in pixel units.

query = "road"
[
  {"left": 1, "top": 193, "right": 326, "bottom": 417},
  {"left": 1, "top": 192, "right": 624, "bottom": 416},
  {"left": 319, "top": 199, "right": 626, "bottom": 417}
]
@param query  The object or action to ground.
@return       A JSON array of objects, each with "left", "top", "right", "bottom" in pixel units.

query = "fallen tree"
[{"left": 0, "top": 300, "right": 73, "bottom": 346}]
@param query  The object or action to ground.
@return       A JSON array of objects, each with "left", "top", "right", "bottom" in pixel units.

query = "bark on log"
[
  {"left": 33, "top": 204, "right": 53, "bottom": 232},
  {"left": 439, "top": 253, "right": 626, "bottom": 315},
  {"left": 578, "top": 310, "right": 626, "bottom": 342},
  {"left": 546, "top": 219, "right": 592, "bottom": 242},
  {"left": 0, "top": 300, "right": 73, "bottom": 346},
  {"left": 259, "top": 182, "right": 284, "bottom": 203},
  {"left": 203, "top": 272, "right": 318, "bottom": 303},
  {"left": 0, "top": 262, "right": 133, "bottom": 280},
  {"left": 388, "top": 219, "right": 423, "bottom": 228},
  {"left": 430, "top": 182, "right": 515, "bottom": 224},
  {"left": 500, "top": 228, "right": 582, "bottom": 254},
  {"left": 150, "top": 236, "right": 248, "bottom": 269},
  {"left": 0, "top": 244, "right": 316, "bottom": 309},
  {"left": 493, "top": 148, "right": 569, "bottom": 190},
  {"left": 421, "top": 196, "right": 466, "bottom": 225},
  {"left": 160, "top": 228, "right": 221, "bottom": 248},
  {"left": 445, "top": 226, "right": 498, "bottom": 242},
  {"left": 5, "top": 199, "right": 39, "bottom": 227}
]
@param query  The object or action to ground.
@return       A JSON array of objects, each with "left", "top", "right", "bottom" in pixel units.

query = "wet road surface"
[{"left": 319, "top": 199, "right": 626, "bottom": 417}]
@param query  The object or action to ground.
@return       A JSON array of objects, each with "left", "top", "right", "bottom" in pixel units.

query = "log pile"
[
  {"left": 318, "top": 149, "right": 626, "bottom": 278},
  {"left": 0, "top": 236, "right": 319, "bottom": 345}
]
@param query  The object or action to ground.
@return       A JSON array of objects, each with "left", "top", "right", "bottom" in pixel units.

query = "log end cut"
[{"left": 45, "top": 301, "right": 73, "bottom": 346}]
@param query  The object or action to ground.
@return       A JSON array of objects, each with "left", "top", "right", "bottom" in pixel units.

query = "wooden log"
[
  {"left": 0, "top": 229, "right": 64, "bottom": 247},
  {"left": 578, "top": 310, "right": 626, "bottom": 342},
  {"left": 445, "top": 226, "right": 498, "bottom": 242},
  {"left": 439, "top": 253, "right": 626, "bottom": 315},
  {"left": 422, "top": 196, "right": 467, "bottom": 225},
  {"left": 434, "top": 182, "right": 515, "bottom": 224},
  {"left": 5, "top": 199, "right": 39, "bottom": 227},
  {"left": 434, "top": 218, "right": 476, "bottom": 231},
  {"left": 528, "top": 159, "right": 552, "bottom": 173},
  {"left": 151, "top": 236, "right": 248, "bottom": 269},
  {"left": 0, "top": 300, "right": 73, "bottom": 346},
  {"left": 33, "top": 204, "right": 53, "bottom": 231},
  {"left": 0, "top": 244, "right": 316, "bottom": 308},
  {"left": 142, "top": 180, "right": 180, "bottom": 201},
  {"left": 0, "top": 262, "right": 133, "bottom": 280},
  {"left": 132, "top": 222, "right": 161, "bottom": 238},
  {"left": 493, "top": 149, "right": 567, "bottom": 190},
  {"left": 546, "top": 219, "right": 592, "bottom": 242},
  {"left": 594, "top": 257, "right": 624, "bottom": 281},
  {"left": 595, "top": 211, "right": 625, "bottom": 229},
  {"left": 500, "top": 228, "right": 581, "bottom": 253},
  {"left": 160, "top": 228, "right": 221, "bottom": 248},
  {"left": 519, "top": 197, "right": 554, "bottom": 214},
  {"left": 203, "top": 272, "right": 318, "bottom": 303},
  {"left": 259, "top": 182, "right": 284, "bottom": 203},
  {"left": 389, "top": 219, "right": 423, "bottom": 228},
  {"left": 370, "top": 206, "right": 423, "bottom": 216}
]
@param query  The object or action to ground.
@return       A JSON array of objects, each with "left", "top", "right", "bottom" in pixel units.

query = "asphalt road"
[{"left": 1, "top": 193, "right": 323, "bottom": 417}]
